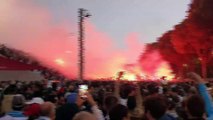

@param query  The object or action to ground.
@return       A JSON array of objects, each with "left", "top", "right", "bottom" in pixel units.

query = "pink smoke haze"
[
  {"left": 0, "top": 0, "right": 174, "bottom": 80},
  {"left": 140, "top": 51, "right": 164, "bottom": 75}
]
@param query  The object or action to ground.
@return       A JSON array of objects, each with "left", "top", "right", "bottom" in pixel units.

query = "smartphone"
[{"left": 79, "top": 85, "right": 88, "bottom": 99}]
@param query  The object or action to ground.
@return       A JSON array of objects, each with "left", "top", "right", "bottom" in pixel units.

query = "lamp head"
[{"left": 84, "top": 13, "right": 91, "bottom": 18}]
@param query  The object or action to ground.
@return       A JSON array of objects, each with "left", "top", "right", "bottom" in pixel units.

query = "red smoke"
[
  {"left": 139, "top": 50, "right": 174, "bottom": 80},
  {"left": 0, "top": 0, "right": 174, "bottom": 80},
  {"left": 0, "top": 0, "right": 145, "bottom": 79},
  {"left": 139, "top": 51, "right": 164, "bottom": 75}
]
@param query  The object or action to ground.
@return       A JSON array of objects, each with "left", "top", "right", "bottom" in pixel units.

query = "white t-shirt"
[
  {"left": 120, "top": 98, "right": 127, "bottom": 106},
  {"left": 0, "top": 115, "right": 14, "bottom": 120}
]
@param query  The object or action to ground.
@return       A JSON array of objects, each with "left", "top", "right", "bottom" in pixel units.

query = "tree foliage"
[{"left": 140, "top": 0, "right": 213, "bottom": 78}]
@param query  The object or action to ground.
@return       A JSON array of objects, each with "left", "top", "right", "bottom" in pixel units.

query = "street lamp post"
[{"left": 78, "top": 8, "right": 90, "bottom": 81}]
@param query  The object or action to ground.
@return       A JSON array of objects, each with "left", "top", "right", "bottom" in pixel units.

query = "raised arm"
[
  {"left": 114, "top": 79, "right": 120, "bottom": 99},
  {"left": 188, "top": 72, "right": 213, "bottom": 117},
  {"left": 114, "top": 72, "right": 123, "bottom": 99},
  {"left": 135, "top": 83, "right": 143, "bottom": 108},
  {"left": 86, "top": 93, "right": 105, "bottom": 120}
]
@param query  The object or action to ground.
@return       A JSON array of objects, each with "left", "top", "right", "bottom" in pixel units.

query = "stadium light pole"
[{"left": 78, "top": 8, "right": 91, "bottom": 81}]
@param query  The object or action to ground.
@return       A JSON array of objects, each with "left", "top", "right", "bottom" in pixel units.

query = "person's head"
[
  {"left": 88, "top": 83, "right": 96, "bottom": 93},
  {"left": 185, "top": 95, "right": 205, "bottom": 118},
  {"left": 109, "top": 104, "right": 129, "bottom": 120},
  {"left": 55, "top": 103, "right": 79, "bottom": 120},
  {"left": 32, "top": 82, "right": 42, "bottom": 92},
  {"left": 73, "top": 111, "right": 96, "bottom": 120},
  {"left": 24, "top": 103, "right": 41, "bottom": 119},
  {"left": 104, "top": 95, "right": 118, "bottom": 112},
  {"left": 147, "top": 84, "right": 158, "bottom": 95},
  {"left": 120, "top": 85, "right": 133, "bottom": 99},
  {"left": 143, "top": 94, "right": 167, "bottom": 120},
  {"left": 188, "top": 86, "right": 197, "bottom": 95},
  {"left": 12, "top": 94, "right": 25, "bottom": 111},
  {"left": 127, "top": 96, "right": 136, "bottom": 110},
  {"left": 166, "top": 94, "right": 179, "bottom": 110},
  {"left": 51, "top": 82, "right": 58, "bottom": 90},
  {"left": 40, "top": 102, "right": 55, "bottom": 120},
  {"left": 4, "top": 84, "right": 17, "bottom": 95},
  {"left": 68, "top": 84, "right": 75, "bottom": 92},
  {"left": 66, "top": 93, "right": 78, "bottom": 104}
]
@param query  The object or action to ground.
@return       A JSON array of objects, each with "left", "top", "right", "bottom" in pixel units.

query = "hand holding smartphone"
[{"left": 79, "top": 85, "right": 88, "bottom": 99}]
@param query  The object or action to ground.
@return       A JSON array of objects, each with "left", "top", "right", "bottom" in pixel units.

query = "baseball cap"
[
  {"left": 12, "top": 94, "right": 25, "bottom": 109},
  {"left": 25, "top": 97, "right": 44, "bottom": 105}
]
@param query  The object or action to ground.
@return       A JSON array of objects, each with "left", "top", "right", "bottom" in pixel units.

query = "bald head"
[
  {"left": 73, "top": 111, "right": 96, "bottom": 120},
  {"left": 40, "top": 102, "right": 55, "bottom": 119}
]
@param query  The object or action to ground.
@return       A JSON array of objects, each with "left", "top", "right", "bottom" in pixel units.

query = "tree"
[
  {"left": 157, "top": 31, "right": 197, "bottom": 77},
  {"left": 171, "top": 19, "right": 212, "bottom": 79},
  {"left": 139, "top": 0, "right": 213, "bottom": 79}
]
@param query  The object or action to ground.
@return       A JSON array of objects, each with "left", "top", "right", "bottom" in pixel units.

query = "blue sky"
[{"left": 33, "top": 0, "right": 190, "bottom": 47}]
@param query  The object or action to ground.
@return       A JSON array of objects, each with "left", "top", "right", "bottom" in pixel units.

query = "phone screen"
[{"left": 79, "top": 85, "right": 88, "bottom": 98}]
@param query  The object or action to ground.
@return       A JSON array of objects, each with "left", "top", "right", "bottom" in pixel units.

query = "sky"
[
  {"left": 0, "top": 0, "right": 191, "bottom": 79},
  {"left": 32, "top": 0, "right": 190, "bottom": 47}
]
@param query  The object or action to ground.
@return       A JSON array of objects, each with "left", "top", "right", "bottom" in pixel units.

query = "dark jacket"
[{"left": 159, "top": 114, "right": 177, "bottom": 120}]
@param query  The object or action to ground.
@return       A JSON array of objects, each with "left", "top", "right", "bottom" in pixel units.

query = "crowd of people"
[{"left": 0, "top": 73, "right": 213, "bottom": 120}]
